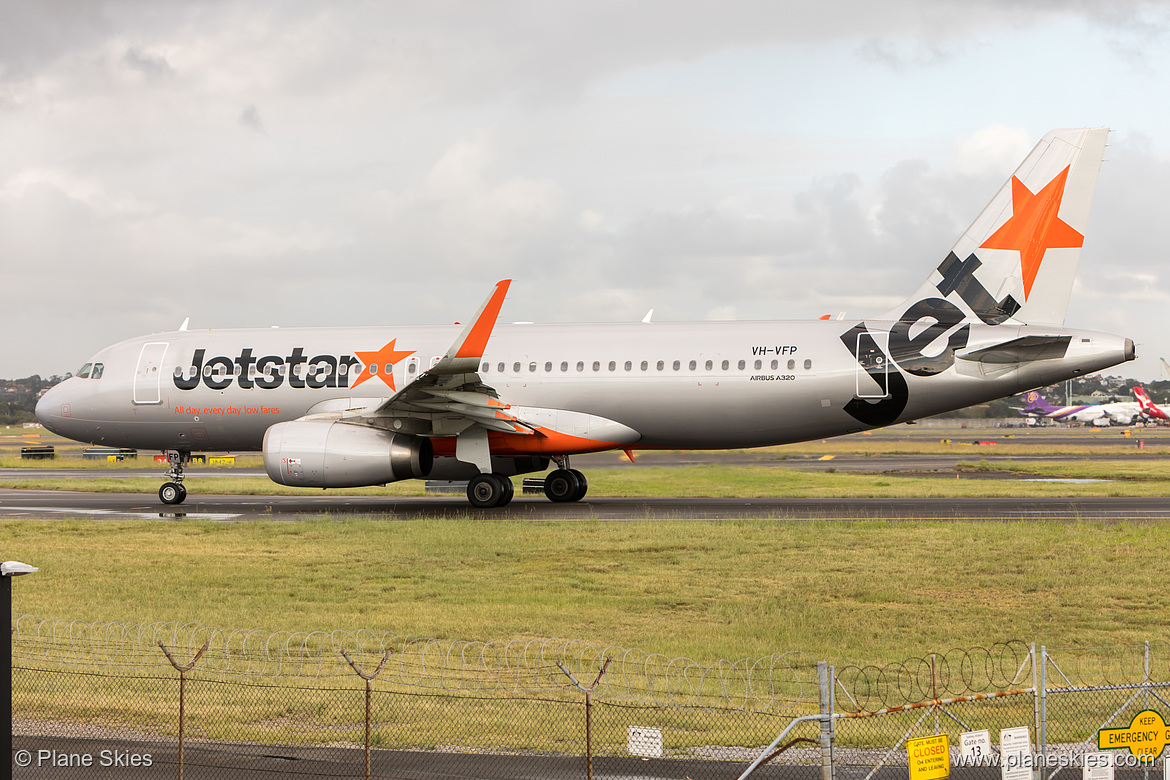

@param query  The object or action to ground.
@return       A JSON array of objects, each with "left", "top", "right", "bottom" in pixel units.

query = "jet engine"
[{"left": 263, "top": 420, "right": 433, "bottom": 488}]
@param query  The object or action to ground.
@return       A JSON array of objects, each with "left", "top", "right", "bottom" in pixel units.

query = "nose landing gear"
[{"left": 159, "top": 450, "right": 191, "bottom": 505}]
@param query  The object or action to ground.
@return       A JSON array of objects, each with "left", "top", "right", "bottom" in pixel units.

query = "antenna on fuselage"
[
  {"left": 642, "top": 309, "right": 654, "bottom": 323},
  {"left": 178, "top": 317, "right": 189, "bottom": 331}
]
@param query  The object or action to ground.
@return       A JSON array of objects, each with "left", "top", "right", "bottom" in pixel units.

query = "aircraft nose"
[{"left": 35, "top": 382, "right": 73, "bottom": 436}]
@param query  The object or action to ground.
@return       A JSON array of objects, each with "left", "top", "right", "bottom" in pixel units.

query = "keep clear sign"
[
  {"left": 1000, "top": 726, "right": 1032, "bottom": 780},
  {"left": 908, "top": 734, "right": 950, "bottom": 780}
]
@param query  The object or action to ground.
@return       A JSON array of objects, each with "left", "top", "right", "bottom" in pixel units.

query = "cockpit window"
[
  {"left": 91, "top": 363, "right": 104, "bottom": 379},
  {"left": 77, "top": 363, "right": 93, "bottom": 379}
]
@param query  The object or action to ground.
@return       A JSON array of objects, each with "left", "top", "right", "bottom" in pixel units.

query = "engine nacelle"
[{"left": 263, "top": 420, "right": 432, "bottom": 488}]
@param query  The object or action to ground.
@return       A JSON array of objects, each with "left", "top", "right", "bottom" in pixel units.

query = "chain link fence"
[{"left": 11, "top": 616, "right": 1170, "bottom": 780}]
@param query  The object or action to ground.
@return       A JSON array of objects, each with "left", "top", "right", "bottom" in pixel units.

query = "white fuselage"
[{"left": 37, "top": 318, "right": 1134, "bottom": 454}]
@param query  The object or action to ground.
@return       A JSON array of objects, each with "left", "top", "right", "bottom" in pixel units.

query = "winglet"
[{"left": 432, "top": 280, "right": 511, "bottom": 374}]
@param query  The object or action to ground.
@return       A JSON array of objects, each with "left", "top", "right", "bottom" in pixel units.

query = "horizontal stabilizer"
[
  {"left": 957, "top": 335, "right": 1071, "bottom": 364},
  {"left": 954, "top": 335, "right": 1072, "bottom": 379}
]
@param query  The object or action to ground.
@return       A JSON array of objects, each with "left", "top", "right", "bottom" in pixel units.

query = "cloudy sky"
[{"left": 3, "top": 0, "right": 1170, "bottom": 380}]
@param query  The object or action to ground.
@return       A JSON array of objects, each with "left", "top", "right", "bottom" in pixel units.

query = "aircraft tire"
[
  {"left": 568, "top": 469, "right": 588, "bottom": 501},
  {"left": 498, "top": 477, "right": 514, "bottom": 507},
  {"left": 544, "top": 469, "right": 581, "bottom": 503},
  {"left": 159, "top": 482, "right": 186, "bottom": 505},
  {"left": 468, "top": 473, "right": 508, "bottom": 508}
]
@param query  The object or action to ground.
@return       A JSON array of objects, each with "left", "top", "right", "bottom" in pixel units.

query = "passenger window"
[
  {"left": 704, "top": 360, "right": 713, "bottom": 371},
  {"left": 92, "top": 363, "right": 104, "bottom": 379},
  {"left": 641, "top": 361, "right": 648, "bottom": 371},
  {"left": 529, "top": 362, "right": 537, "bottom": 372},
  {"left": 672, "top": 360, "right": 680, "bottom": 371},
  {"left": 545, "top": 362, "right": 552, "bottom": 372},
  {"left": 577, "top": 361, "right": 584, "bottom": 372},
  {"left": 592, "top": 361, "right": 600, "bottom": 371},
  {"left": 513, "top": 362, "right": 521, "bottom": 373},
  {"left": 736, "top": 360, "right": 744, "bottom": 370},
  {"left": 624, "top": 361, "right": 632, "bottom": 371},
  {"left": 722, "top": 360, "right": 729, "bottom": 370},
  {"left": 203, "top": 365, "right": 213, "bottom": 377},
  {"left": 77, "top": 363, "right": 92, "bottom": 379},
  {"left": 498, "top": 362, "right": 505, "bottom": 372},
  {"left": 385, "top": 363, "right": 395, "bottom": 374},
  {"left": 561, "top": 361, "right": 569, "bottom": 372},
  {"left": 482, "top": 362, "right": 489, "bottom": 373},
  {"left": 608, "top": 361, "right": 616, "bottom": 371},
  {"left": 770, "top": 360, "right": 778, "bottom": 370},
  {"left": 804, "top": 359, "right": 812, "bottom": 370},
  {"left": 754, "top": 360, "right": 762, "bottom": 370},
  {"left": 233, "top": 364, "right": 243, "bottom": 376},
  {"left": 410, "top": 363, "right": 418, "bottom": 374},
  {"left": 787, "top": 359, "right": 795, "bottom": 370},
  {"left": 689, "top": 360, "right": 697, "bottom": 371},
  {"left": 657, "top": 361, "right": 664, "bottom": 371},
  {"left": 338, "top": 364, "right": 349, "bottom": 376}
]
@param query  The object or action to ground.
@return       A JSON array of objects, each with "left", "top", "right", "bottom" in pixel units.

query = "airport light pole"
[{"left": 2, "top": 561, "right": 37, "bottom": 780}]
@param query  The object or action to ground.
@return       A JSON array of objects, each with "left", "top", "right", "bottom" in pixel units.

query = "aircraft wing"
[
  {"left": 360, "top": 279, "right": 536, "bottom": 437},
  {"left": 355, "top": 280, "right": 639, "bottom": 472}
]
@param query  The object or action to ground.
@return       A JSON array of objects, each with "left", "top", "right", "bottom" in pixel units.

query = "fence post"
[
  {"left": 818, "top": 661, "right": 834, "bottom": 780},
  {"left": 341, "top": 648, "right": 391, "bottom": 780},
  {"left": 558, "top": 657, "right": 612, "bottom": 780},
  {"left": 1145, "top": 641, "right": 1151, "bottom": 780},
  {"left": 1037, "top": 644, "right": 1046, "bottom": 780},
  {"left": 158, "top": 640, "right": 210, "bottom": 780}
]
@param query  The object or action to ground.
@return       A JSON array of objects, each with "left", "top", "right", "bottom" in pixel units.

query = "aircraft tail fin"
[
  {"left": 1019, "top": 389, "right": 1062, "bottom": 415},
  {"left": 886, "top": 128, "right": 1109, "bottom": 327},
  {"left": 1162, "top": 358, "right": 1170, "bottom": 380},
  {"left": 1133, "top": 386, "right": 1166, "bottom": 419}
]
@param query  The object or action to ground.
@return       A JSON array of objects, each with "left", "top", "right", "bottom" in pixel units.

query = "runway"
[{"left": 3, "top": 487, "right": 1168, "bottom": 522}]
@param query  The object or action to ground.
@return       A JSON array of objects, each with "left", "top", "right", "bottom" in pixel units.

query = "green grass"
[
  {"left": 6, "top": 517, "right": 1170, "bottom": 667},
  {"left": 4, "top": 461, "right": 1170, "bottom": 498}
]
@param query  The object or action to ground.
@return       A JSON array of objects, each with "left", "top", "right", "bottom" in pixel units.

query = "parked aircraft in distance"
[
  {"left": 1134, "top": 386, "right": 1169, "bottom": 422},
  {"left": 1015, "top": 390, "right": 1139, "bottom": 426},
  {"left": 37, "top": 128, "right": 1135, "bottom": 507}
]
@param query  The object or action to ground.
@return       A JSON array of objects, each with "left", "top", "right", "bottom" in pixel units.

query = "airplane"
[
  {"left": 36, "top": 128, "right": 1135, "bottom": 508},
  {"left": 1133, "top": 386, "right": 1169, "bottom": 422},
  {"left": 1015, "top": 389, "right": 1139, "bottom": 426}
]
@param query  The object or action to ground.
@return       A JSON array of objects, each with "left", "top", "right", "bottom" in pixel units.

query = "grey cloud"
[
  {"left": 122, "top": 47, "right": 174, "bottom": 81},
  {"left": 238, "top": 104, "right": 265, "bottom": 134}
]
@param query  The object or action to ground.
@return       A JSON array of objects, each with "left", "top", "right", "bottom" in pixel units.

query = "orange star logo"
[
  {"left": 979, "top": 165, "right": 1083, "bottom": 300},
  {"left": 350, "top": 339, "right": 416, "bottom": 391}
]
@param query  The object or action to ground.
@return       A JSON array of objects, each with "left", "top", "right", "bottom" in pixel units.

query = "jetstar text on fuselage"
[{"left": 174, "top": 348, "right": 369, "bottom": 391}]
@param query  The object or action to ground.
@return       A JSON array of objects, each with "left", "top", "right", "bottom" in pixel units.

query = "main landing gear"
[
  {"left": 544, "top": 457, "right": 587, "bottom": 503},
  {"left": 465, "top": 458, "right": 589, "bottom": 508},
  {"left": 159, "top": 450, "right": 191, "bottom": 505},
  {"left": 467, "top": 473, "right": 514, "bottom": 509}
]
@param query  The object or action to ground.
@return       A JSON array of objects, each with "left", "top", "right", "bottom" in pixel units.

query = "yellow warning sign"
[
  {"left": 908, "top": 734, "right": 950, "bottom": 780},
  {"left": 1098, "top": 710, "right": 1170, "bottom": 760}
]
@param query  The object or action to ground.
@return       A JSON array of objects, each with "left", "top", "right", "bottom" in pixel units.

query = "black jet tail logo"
[{"left": 841, "top": 251, "right": 1018, "bottom": 426}]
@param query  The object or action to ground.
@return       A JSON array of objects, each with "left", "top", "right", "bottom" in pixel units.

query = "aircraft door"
[
  {"left": 133, "top": 342, "right": 169, "bottom": 405},
  {"left": 855, "top": 331, "right": 890, "bottom": 399}
]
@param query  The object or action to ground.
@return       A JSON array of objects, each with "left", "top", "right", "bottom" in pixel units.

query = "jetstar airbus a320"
[{"left": 36, "top": 128, "right": 1135, "bottom": 508}]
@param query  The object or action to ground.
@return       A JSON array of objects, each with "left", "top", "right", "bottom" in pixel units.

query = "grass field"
[
  {"left": 4, "top": 460, "right": 1170, "bottom": 497},
  {"left": 5, "top": 516, "right": 1170, "bottom": 669},
  {"left": 4, "top": 423, "right": 1170, "bottom": 669}
]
